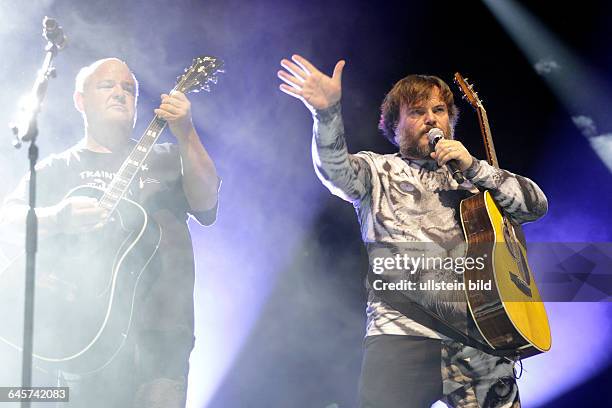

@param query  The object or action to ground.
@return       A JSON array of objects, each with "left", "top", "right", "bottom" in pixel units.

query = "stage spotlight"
[{"left": 482, "top": 0, "right": 612, "bottom": 173}]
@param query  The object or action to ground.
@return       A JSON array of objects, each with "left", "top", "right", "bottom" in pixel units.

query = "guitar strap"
[{"left": 367, "top": 269, "right": 517, "bottom": 358}]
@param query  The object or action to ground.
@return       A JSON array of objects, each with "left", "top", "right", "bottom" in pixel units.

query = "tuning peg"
[
  {"left": 208, "top": 76, "right": 218, "bottom": 84},
  {"left": 203, "top": 84, "right": 211, "bottom": 92}
]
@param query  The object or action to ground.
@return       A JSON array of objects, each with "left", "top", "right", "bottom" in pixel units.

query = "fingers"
[
  {"left": 435, "top": 148, "right": 460, "bottom": 166},
  {"left": 432, "top": 140, "right": 456, "bottom": 164},
  {"left": 70, "top": 207, "right": 108, "bottom": 233},
  {"left": 332, "top": 60, "right": 346, "bottom": 82},
  {"left": 278, "top": 55, "right": 343, "bottom": 110},
  {"left": 154, "top": 108, "right": 167, "bottom": 119},
  {"left": 155, "top": 108, "right": 185, "bottom": 122},
  {"left": 65, "top": 196, "right": 106, "bottom": 215},
  {"left": 162, "top": 92, "right": 189, "bottom": 105},
  {"left": 277, "top": 69, "right": 303, "bottom": 89},
  {"left": 160, "top": 93, "right": 187, "bottom": 109},
  {"left": 90, "top": 221, "right": 107, "bottom": 232},
  {"left": 58, "top": 197, "right": 109, "bottom": 234},
  {"left": 157, "top": 93, "right": 190, "bottom": 121},
  {"left": 68, "top": 196, "right": 98, "bottom": 207},
  {"left": 291, "top": 55, "right": 316, "bottom": 76},
  {"left": 278, "top": 83, "right": 303, "bottom": 99},
  {"left": 280, "top": 59, "right": 308, "bottom": 82},
  {"left": 432, "top": 140, "right": 472, "bottom": 171},
  {"left": 69, "top": 217, "right": 106, "bottom": 234},
  {"left": 156, "top": 104, "right": 180, "bottom": 116},
  {"left": 168, "top": 90, "right": 187, "bottom": 101},
  {"left": 277, "top": 63, "right": 304, "bottom": 99},
  {"left": 73, "top": 206, "right": 107, "bottom": 218}
]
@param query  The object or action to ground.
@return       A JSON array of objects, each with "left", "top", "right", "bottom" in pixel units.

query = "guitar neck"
[
  {"left": 475, "top": 105, "right": 499, "bottom": 169},
  {"left": 98, "top": 115, "right": 168, "bottom": 213},
  {"left": 453, "top": 72, "right": 500, "bottom": 170}
]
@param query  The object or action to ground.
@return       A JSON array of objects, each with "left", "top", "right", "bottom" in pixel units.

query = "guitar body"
[
  {"left": 460, "top": 191, "right": 551, "bottom": 358},
  {"left": 0, "top": 55, "right": 221, "bottom": 374},
  {"left": 0, "top": 185, "right": 162, "bottom": 375}
]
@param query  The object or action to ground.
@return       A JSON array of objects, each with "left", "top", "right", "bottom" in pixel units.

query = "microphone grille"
[{"left": 427, "top": 128, "right": 444, "bottom": 143}]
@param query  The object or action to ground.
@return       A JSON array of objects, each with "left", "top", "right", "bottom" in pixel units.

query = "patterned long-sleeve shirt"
[{"left": 312, "top": 102, "right": 548, "bottom": 338}]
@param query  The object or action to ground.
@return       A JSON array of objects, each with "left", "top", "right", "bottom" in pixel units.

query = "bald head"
[
  {"left": 73, "top": 58, "right": 139, "bottom": 148},
  {"left": 74, "top": 58, "right": 139, "bottom": 96}
]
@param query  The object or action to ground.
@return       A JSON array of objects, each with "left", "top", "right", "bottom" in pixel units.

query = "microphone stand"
[{"left": 9, "top": 17, "right": 65, "bottom": 408}]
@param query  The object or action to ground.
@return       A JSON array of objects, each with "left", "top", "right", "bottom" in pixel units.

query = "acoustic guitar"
[
  {"left": 0, "top": 56, "right": 223, "bottom": 375},
  {"left": 455, "top": 72, "right": 551, "bottom": 358}
]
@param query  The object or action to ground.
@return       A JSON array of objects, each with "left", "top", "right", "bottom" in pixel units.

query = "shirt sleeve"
[
  {"left": 311, "top": 102, "right": 372, "bottom": 203},
  {"left": 464, "top": 157, "right": 548, "bottom": 224},
  {"left": 188, "top": 177, "right": 220, "bottom": 227},
  {"left": 149, "top": 143, "right": 220, "bottom": 226}
]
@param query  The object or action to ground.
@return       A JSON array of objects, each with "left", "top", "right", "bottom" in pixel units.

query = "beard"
[
  {"left": 398, "top": 125, "right": 453, "bottom": 160},
  {"left": 398, "top": 130, "right": 433, "bottom": 159}
]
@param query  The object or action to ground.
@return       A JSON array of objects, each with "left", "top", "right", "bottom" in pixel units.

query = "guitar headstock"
[
  {"left": 454, "top": 72, "right": 499, "bottom": 167},
  {"left": 176, "top": 56, "right": 224, "bottom": 94},
  {"left": 453, "top": 72, "right": 482, "bottom": 110}
]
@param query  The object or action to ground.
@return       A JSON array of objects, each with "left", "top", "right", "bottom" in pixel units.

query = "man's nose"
[
  {"left": 424, "top": 110, "right": 436, "bottom": 126},
  {"left": 111, "top": 85, "right": 126, "bottom": 102}
]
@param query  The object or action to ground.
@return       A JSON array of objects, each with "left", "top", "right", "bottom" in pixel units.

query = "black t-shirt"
[{"left": 5, "top": 140, "right": 218, "bottom": 338}]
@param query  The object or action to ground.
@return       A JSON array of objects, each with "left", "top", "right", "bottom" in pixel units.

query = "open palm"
[{"left": 278, "top": 55, "right": 345, "bottom": 112}]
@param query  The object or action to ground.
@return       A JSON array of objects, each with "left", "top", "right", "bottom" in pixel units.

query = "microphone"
[
  {"left": 427, "top": 128, "right": 466, "bottom": 184},
  {"left": 43, "top": 17, "right": 67, "bottom": 50}
]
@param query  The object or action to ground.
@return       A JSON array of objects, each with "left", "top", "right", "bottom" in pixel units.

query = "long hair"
[{"left": 378, "top": 75, "right": 459, "bottom": 146}]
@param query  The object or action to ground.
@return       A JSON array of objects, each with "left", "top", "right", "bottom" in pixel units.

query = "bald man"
[{"left": 1, "top": 58, "right": 220, "bottom": 407}]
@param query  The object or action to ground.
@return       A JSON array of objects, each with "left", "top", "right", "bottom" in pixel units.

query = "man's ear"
[{"left": 73, "top": 91, "right": 84, "bottom": 113}]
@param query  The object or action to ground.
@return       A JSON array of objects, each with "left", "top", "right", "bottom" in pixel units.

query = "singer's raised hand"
[{"left": 278, "top": 55, "right": 345, "bottom": 112}]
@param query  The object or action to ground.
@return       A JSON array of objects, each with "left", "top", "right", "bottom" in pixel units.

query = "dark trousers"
[
  {"left": 57, "top": 329, "right": 192, "bottom": 408},
  {"left": 358, "top": 335, "right": 442, "bottom": 408},
  {"left": 357, "top": 334, "right": 521, "bottom": 408}
]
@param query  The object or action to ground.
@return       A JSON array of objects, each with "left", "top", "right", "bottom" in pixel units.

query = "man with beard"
[
  {"left": 278, "top": 55, "right": 547, "bottom": 407},
  {"left": 0, "top": 58, "right": 219, "bottom": 407}
]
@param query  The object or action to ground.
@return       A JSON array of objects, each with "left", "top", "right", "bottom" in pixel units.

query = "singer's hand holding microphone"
[{"left": 427, "top": 128, "right": 474, "bottom": 184}]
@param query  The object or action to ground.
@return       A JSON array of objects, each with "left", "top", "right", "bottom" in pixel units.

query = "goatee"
[{"left": 399, "top": 134, "right": 432, "bottom": 159}]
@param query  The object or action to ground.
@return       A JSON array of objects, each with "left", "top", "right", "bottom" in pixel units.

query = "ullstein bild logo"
[
  {"left": 371, "top": 278, "right": 493, "bottom": 292},
  {"left": 371, "top": 254, "right": 487, "bottom": 275}
]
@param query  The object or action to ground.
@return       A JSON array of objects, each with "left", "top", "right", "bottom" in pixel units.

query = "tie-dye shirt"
[{"left": 311, "top": 102, "right": 548, "bottom": 338}]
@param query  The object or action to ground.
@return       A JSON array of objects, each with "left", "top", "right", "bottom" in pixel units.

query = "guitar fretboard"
[
  {"left": 476, "top": 106, "right": 499, "bottom": 169},
  {"left": 98, "top": 116, "right": 167, "bottom": 213}
]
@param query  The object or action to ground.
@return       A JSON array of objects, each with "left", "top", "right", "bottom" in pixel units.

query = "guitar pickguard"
[{"left": 502, "top": 217, "right": 532, "bottom": 297}]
